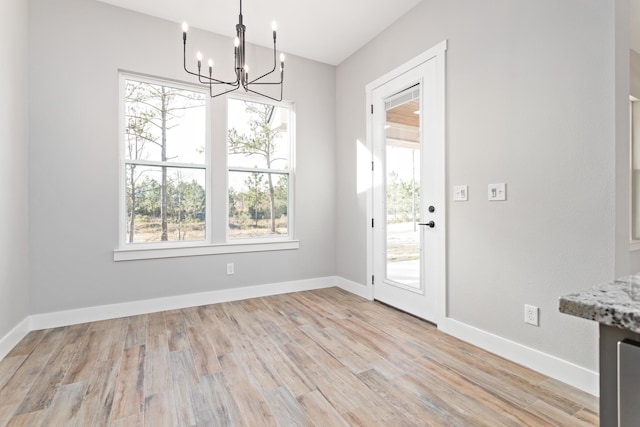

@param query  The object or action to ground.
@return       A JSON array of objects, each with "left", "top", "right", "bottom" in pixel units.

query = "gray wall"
[
  {"left": 631, "top": 49, "right": 640, "bottom": 273},
  {"left": 632, "top": 49, "right": 640, "bottom": 99},
  {"left": 335, "top": 0, "right": 625, "bottom": 371},
  {"left": 0, "top": 0, "right": 30, "bottom": 339},
  {"left": 28, "top": 0, "right": 336, "bottom": 314}
]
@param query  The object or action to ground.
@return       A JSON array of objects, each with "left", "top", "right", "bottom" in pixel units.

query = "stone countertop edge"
[{"left": 559, "top": 274, "right": 640, "bottom": 334}]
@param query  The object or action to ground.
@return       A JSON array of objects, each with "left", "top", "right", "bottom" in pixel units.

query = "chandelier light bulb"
[
  {"left": 208, "top": 59, "right": 214, "bottom": 68},
  {"left": 196, "top": 51, "right": 203, "bottom": 61},
  {"left": 272, "top": 21, "right": 277, "bottom": 31},
  {"left": 244, "top": 64, "right": 249, "bottom": 73},
  {"left": 182, "top": 22, "right": 188, "bottom": 33},
  {"left": 280, "top": 53, "right": 285, "bottom": 62},
  {"left": 234, "top": 37, "right": 240, "bottom": 48}
]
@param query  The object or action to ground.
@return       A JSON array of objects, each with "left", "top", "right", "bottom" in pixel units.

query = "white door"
[{"left": 370, "top": 54, "right": 445, "bottom": 324}]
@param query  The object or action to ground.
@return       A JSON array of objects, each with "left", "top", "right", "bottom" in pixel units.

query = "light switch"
[
  {"left": 488, "top": 183, "right": 506, "bottom": 201},
  {"left": 453, "top": 185, "right": 468, "bottom": 201}
]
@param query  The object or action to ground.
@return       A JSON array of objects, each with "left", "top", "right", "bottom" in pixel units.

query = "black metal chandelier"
[{"left": 182, "top": 0, "right": 285, "bottom": 101}]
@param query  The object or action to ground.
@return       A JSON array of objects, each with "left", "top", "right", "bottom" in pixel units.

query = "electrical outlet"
[
  {"left": 524, "top": 304, "right": 539, "bottom": 326},
  {"left": 226, "top": 263, "right": 234, "bottom": 275}
]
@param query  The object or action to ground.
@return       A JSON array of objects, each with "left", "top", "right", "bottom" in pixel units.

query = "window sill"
[
  {"left": 114, "top": 240, "right": 300, "bottom": 261},
  {"left": 630, "top": 241, "right": 640, "bottom": 252}
]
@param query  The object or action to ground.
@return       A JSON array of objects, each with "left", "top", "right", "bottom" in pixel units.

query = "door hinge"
[
  {"left": 372, "top": 275, "right": 375, "bottom": 285},
  {"left": 371, "top": 161, "right": 374, "bottom": 171},
  {"left": 371, "top": 218, "right": 374, "bottom": 228},
  {"left": 371, "top": 104, "right": 373, "bottom": 114}
]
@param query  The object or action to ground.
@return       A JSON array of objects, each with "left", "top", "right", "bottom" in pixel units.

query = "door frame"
[{"left": 365, "top": 40, "right": 447, "bottom": 324}]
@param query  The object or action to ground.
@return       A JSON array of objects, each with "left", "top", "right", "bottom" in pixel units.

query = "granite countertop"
[{"left": 559, "top": 274, "right": 640, "bottom": 334}]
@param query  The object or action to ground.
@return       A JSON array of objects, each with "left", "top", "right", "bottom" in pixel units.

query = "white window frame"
[
  {"left": 225, "top": 93, "right": 296, "bottom": 243},
  {"left": 115, "top": 73, "right": 298, "bottom": 261}
]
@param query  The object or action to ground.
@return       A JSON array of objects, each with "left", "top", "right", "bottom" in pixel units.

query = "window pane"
[
  {"left": 228, "top": 171, "right": 288, "bottom": 239},
  {"left": 126, "top": 165, "right": 206, "bottom": 243},
  {"left": 124, "top": 80, "right": 207, "bottom": 165},
  {"left": 227, "top": 98, "right": 290, "bottom": 169}
]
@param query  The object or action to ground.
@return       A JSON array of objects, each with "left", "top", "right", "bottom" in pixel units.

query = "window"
[
  {"left": 122, "top": 76, "right": 208, "bottom": 245},
  {"left": 117, "top": 74, "right": 297, "bottom": 260},
  {"left": 227, "top": 97, "right": 293, "bottom": 240}
]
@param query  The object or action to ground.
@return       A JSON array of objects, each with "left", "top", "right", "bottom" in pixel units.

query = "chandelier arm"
[
  {"left": 246, "top": 71, "right": 283, "bottom": 85},
  {"left": 247, "top": 79, "right": 283, "bottom": 86},
  {"left": 197, "top": 72, "right": 240, "bottom": 87},
  {"left": 247, "top": 42, "right": 278, "bottom": 85},
  {"left": 208, "top": 81, "right": 242, "bottom": 98},
  {"left": 245, "top": 82, "right": 283, "bottom": 102}
]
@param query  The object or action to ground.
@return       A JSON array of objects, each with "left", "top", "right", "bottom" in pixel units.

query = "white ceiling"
[{"left": 96, "top": 0, "right": 423, "bottom": 65}]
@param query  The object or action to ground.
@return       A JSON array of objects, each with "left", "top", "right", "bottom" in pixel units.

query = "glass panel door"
[{"left": 384, "top": 86, "right": 421, "bottom": 289}]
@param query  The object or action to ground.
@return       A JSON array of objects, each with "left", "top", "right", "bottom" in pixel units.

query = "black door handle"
[{"left": 419, "top": 221, "right": 435, "bottom": 228}]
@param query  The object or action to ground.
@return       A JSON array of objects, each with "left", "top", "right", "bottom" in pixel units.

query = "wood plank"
[
  {"left": 97, "top": 317, "right": 129, "bottom": 363},
  {"left": 124, "top": 315, "right": 147, "bottom": 349},
  {"left": 218, "top": 352, "right": 277, "bottom": 426},
  {"left": 169, "top": 348, "right": 209, "bottom": 425},
  {"left": 263, "top": 386, "right": 313, "bottom": 426},
  {"left": 0, "top": 355, "right": 26, "bottom": 391},
  {"left": 537, "top": 377, "right": 599, "bottom": 413},
  {"left": 143, "top": 333, "right": 168, "bottom": 354},
  {"left": 527, "top": 399, "right": 593, "bottom": 426},
  {"left": 298, "top": 324, "right": 372, "bottom": 374},
  {"left": 229, "top": 333, "right": 280, "bottom": 392},
  {"left": 400, "top": 356, "right": 552, "bottom": 426},
  {"left": 63, "top": 329, "right": 106, "bottom": 384},
  {"left": 250, "top": 333, "right": 315, "bottom": 398},
  {"left": 342, "top": 407, "right": 386, "bottom": 427},
  {"left": 38, "top": 381, "right": 88, "bottom": 426},
  {"left": 0, "top": 328, "right": 68, "bottom": 425},
  {"left": 143, "top": 350, "right": 171, "bottom": 397},
  {"left": 180, "top": 306, "right": 202, "bottom": 328},
  {"left": 164, "top": 311, "right": 189, "bottom": 352},
  {"left": 110, "top": 412, "right": 144, "bottom": 427},
  {"left": 14, "top": 341, "right": 78, "bottom": 415},
  {"left": 200, "top": 373, "right": 242, "bottom": 427},
  {"left": 358, "top": 368, "right": 452, "bottom": 426},
  {"left": 575, "top": 408, "right": 599, "bottom": 425},
  {"left": 144, "top": 392, "right": 176, "bottom": 427},
  {"left": 5, "top": 410, "right": 46, "bottom": 427},
  {"left": 111, "top": 344, "right": 145, "bottom": 421},
  {"left": 6, "top": 329, "right": 47, "bottom": 357},
  {"left": 186, "top": 325, "right": 221, "bottom": 377},
  {"left": 195, "top": 309, "right": 234, "bottom": 355},
  {"left": 145, "top": 312, "right": 166, "bottom": 338},
  {"left": 297, "top": 390, "right": 349, "bottom": 427},
  {"left": 76, "top": 356, "right": 122, "bottom": 426}
]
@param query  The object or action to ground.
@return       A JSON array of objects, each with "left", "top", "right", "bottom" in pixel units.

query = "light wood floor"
[{"left": 0, "top": 287, "right": 597, "bottom": 426}]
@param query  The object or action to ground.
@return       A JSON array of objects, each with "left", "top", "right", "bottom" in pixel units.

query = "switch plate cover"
[
  {"left": 453, "top": 185, "right": 468, "bottom": 201},
  {"left": 488, "top": 183, "right": 506, "bottom": 201}
]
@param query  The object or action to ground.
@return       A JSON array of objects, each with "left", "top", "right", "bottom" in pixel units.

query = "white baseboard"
[
  {"left": 0, "top": 317, "right": 30, "bottom": 361},
  {"left": 438, "top": 318, "right": 599, "bottom": 396},
  {"left": 334, "top": 276, "right": 372, "bottom": 300},
  {"left": 29, "top": 277, "right": 336, "bottom": 331}
]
